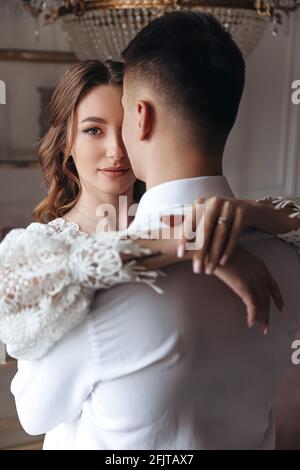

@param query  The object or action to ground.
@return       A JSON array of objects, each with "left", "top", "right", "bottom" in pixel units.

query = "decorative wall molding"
[{"left": 0, "top": 49, "right": 78, "bottom": 63}]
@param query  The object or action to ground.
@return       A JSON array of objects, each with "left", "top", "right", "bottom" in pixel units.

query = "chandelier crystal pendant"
[{"left": 22, "top": 1, "right": 300, "bottom": 60}]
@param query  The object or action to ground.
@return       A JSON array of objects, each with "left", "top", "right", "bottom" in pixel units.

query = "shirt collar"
[{"left": 133, "top": 176, "right": 235, "bottom": 224}]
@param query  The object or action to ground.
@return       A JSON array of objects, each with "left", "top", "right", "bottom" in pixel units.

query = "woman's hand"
[
  {"left": 179, "top": 196, "right": 300, "bottom": 275},
  {"left": 213, "top": 246, "right": 284, "bottom": 335}
]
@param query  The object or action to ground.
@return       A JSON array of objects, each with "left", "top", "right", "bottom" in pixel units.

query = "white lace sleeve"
[
  {"left": 256, "top": 196, "right": 300, "bottom": 261},
  {"left": 0, "top": 220, "right": 161, "bottom": 361}
]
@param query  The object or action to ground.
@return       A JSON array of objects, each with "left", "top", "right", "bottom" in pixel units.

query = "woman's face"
[{"left": 70, "top": 84, "right": 136, "bottom": 198}]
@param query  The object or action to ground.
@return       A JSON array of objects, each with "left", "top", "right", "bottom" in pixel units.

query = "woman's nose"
[
  {"left": 107, "top": 152, "right": 124, "bottom": 161},
  {"left": 106, "top": 135, "right": 127, "bottom": 161}
]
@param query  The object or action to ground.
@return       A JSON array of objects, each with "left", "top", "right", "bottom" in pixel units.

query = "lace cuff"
[
  {"left": 0, "top": 224, "right": 161, "bottom": 360},
  {"left": 256, "top": 196, "right": 300, "bottom": 261},
  {"left": 256, "top": 196, "right": 300, "bottom": 219}
]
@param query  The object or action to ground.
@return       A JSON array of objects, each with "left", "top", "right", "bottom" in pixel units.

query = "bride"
[{"left": 0, "top": 60, "right": 299, "bottom": 363}]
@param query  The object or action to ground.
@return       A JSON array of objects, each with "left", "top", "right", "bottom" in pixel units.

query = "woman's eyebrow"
[{"left": 81, "top": 116, "right": 107, "bottom": 124}]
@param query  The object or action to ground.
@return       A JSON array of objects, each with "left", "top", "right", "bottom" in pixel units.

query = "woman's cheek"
[{"left": 75, "top": 138, "right": 96, "bottom": 164}]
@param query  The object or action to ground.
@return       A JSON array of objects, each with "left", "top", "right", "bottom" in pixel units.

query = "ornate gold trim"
[
  {"left": 255, "top": 0, "right": 271, "bottom": 16},
  {"left": 0, "top": 49, "right": 78, "bottom": 63},
  {"left": 56, "top": 0, "right": 256, "bottom": 9}
]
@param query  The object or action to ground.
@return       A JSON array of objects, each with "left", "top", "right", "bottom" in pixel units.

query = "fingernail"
[
  {"left": 263, "top": 326, "right": 268, "bottom": 336},
  {"left": 248, "top": 319, "right": 255, "bottom": 328},
  {"left": 177, "top": 244, "right": 185, "bottom": 258},
  {"left": 193, "top": 259, "right": 201, "bottom": 274},
  {"left": 205, "top": 263, "right": 214, "bottom": 275},
  {"left": 220, "top": 254, "right": 228, "bottom": 266}
]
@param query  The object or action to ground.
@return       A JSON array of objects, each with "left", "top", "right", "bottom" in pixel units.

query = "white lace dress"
[
  {"left": 1, "top": 197, "right": 300, "bottom": 362},
  {"left": 0, "top": 218, "right": 161, "bottom": 361}
]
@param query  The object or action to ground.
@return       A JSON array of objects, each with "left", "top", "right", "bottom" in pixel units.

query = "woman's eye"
[{"left": 84, "top": 128, "right": 103, "bottom": 136}]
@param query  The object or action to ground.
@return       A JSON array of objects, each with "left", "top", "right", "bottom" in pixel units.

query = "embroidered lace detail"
[
  {"left": 257, "top": 196, "right": 300, "bottom": 219},
  {"left": 0, "top": 218, "right": 161, "bottom": 360},
  {"left": 256, "top": 196, "right": 300, "bottom": 261}
]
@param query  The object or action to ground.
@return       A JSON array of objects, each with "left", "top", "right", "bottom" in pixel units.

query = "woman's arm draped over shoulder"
[
  {"left": 187, "top": 195, "right": 300, "bottom": 273},
  {"left": 0, "top": 220, "right": 161, "bottom": 361}
]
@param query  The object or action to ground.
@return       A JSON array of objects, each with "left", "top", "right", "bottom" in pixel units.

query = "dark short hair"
[{"left": 122, "top": 11, "right": 246, "bottom": 154}]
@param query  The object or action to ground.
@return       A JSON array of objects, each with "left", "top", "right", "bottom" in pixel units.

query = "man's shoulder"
[{"left": 241, "top": 229, "right": 300, "bottom": 276}]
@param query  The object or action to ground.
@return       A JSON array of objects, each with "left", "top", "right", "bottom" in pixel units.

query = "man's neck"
[{"left": 145, "top": 155, "right": 223, "bottom": 190}]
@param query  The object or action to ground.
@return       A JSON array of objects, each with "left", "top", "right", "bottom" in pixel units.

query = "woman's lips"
[{"left": 98, "top": 167, "right": 130, "bottom": 178}]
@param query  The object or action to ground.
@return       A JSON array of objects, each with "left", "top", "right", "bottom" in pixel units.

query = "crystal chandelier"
[{"left": 22, "top": 1, "right": 300, "bottom": 59}]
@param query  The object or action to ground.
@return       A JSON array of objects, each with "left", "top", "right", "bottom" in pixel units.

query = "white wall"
[
  {"left": 0, "top": 5, "right": 300, "bottom": 229},
  {"left": 0, "top": 1, "right": 71, "bottom": 228},
  {"left": 225, "top": 11, "right": 300, "bottom": 199}
]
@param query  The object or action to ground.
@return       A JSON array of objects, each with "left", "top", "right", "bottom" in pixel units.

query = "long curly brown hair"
[{"left": 33, "top": 60, "right": 145, "bottom": 223}]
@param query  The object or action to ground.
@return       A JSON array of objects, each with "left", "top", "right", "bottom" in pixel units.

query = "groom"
[
  {"left": 115, "top": 12, "right": 299, "bottom": 448},
  {"left": 12, "top": 12, "right": 300, "bottom": 450}
]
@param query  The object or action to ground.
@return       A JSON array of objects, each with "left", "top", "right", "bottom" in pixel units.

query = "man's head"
[{"left": 121, "top": 11, "right": 245, "bottom": 184}]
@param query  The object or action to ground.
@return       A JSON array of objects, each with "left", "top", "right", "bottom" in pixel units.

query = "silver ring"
[{"left": 217, "top": 217, "right": 230, "bottom": 226}]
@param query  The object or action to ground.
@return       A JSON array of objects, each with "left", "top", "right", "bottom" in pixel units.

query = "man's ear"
[{"left": 137, "top": 100, "right": 153, "bottom": 141}]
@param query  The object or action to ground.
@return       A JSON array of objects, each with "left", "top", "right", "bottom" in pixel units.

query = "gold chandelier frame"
[{"left": 22, "top": 1, "right": 300, "bottom": 24}]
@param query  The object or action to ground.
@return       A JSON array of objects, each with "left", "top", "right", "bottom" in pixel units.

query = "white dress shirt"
[
  {"left": 11, "top": 176, "right": 300, "bottom": 449},
  {"left": 135, "top": 176, "right": 233, "bottom": 218}
]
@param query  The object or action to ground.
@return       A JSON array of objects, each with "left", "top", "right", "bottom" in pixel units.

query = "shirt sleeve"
[
  {"left": 10, "top": 318, "right": 94, "bottom": 436},
  {"left": 0, "top": 223, "right": 161, "bottom": 361}
]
